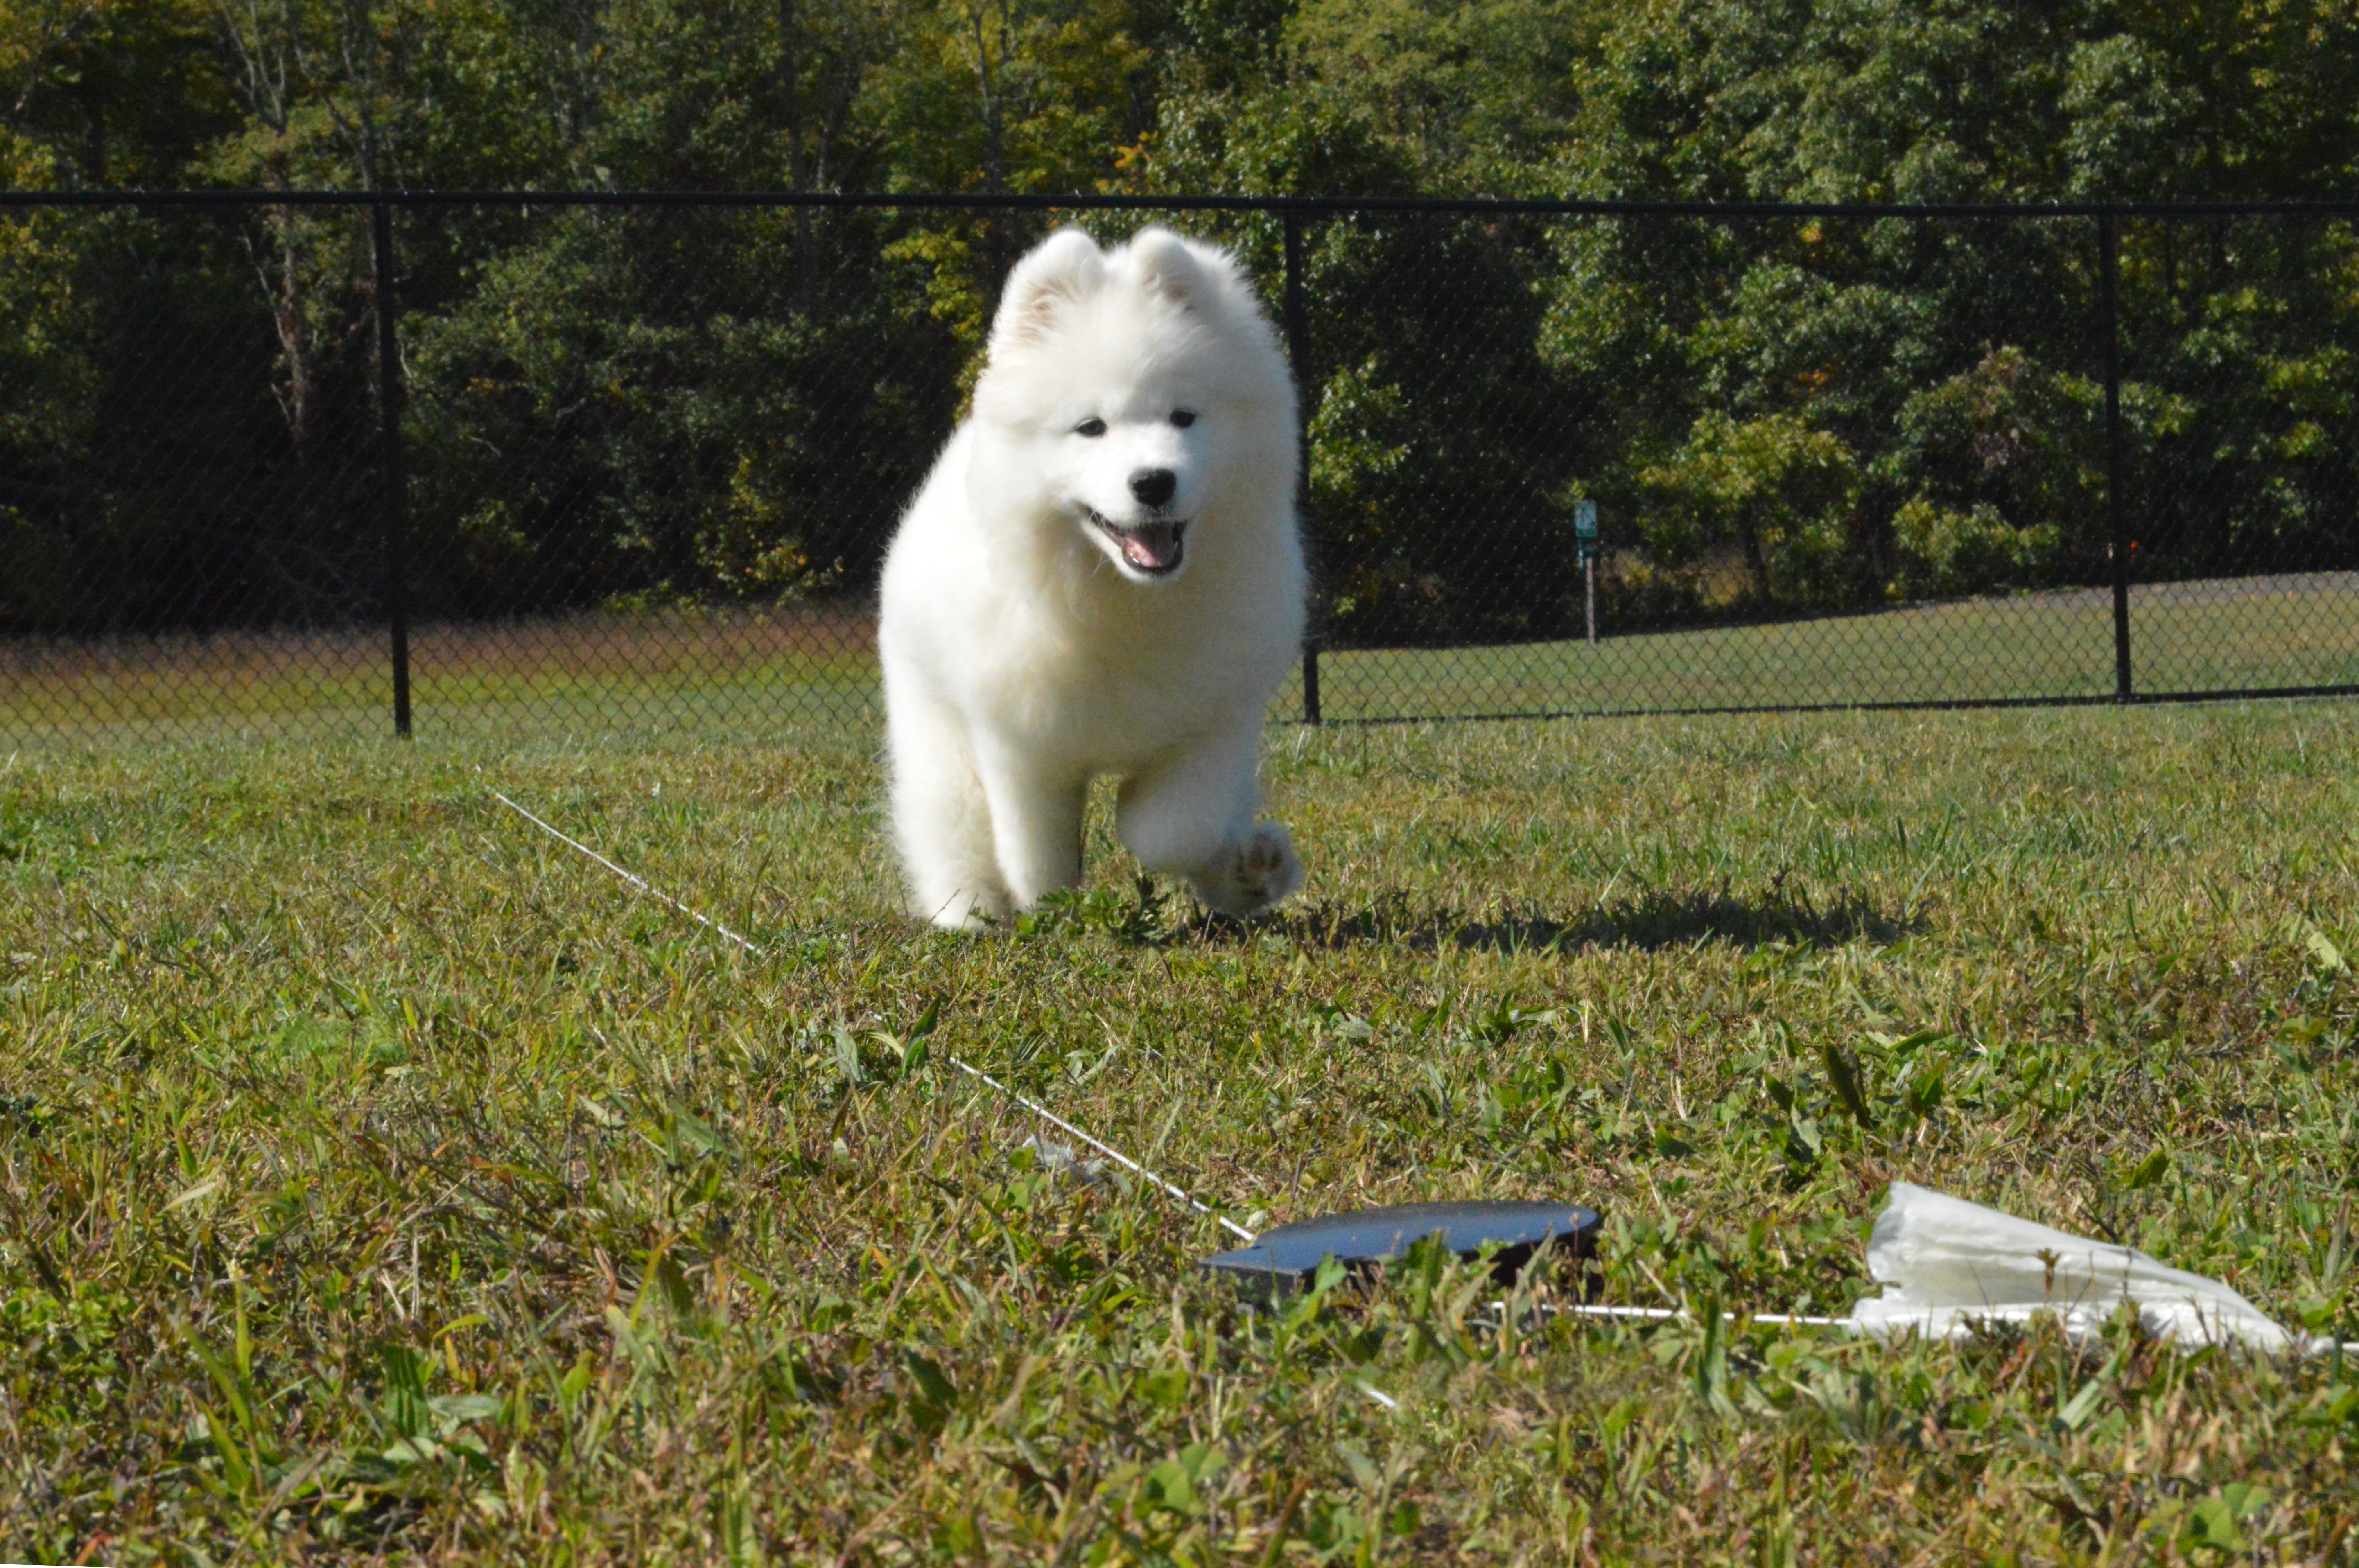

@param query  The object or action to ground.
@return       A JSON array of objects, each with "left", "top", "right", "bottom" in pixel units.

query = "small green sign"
[{"left": 1575, "top": 499, "right": 1598, "bottom": 539}]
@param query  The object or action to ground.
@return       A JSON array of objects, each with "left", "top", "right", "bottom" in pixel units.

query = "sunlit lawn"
[
  {"left": 1304, "top": 572, "right": 2359, "bottom": 721},
  {"left": 3, "top": 697, "right": 2357, "bottom": 1561}
]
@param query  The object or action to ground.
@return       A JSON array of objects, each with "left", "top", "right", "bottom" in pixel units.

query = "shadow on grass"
[{"left": 1204, "top": 881, "right": 1924, "bottom": 955}]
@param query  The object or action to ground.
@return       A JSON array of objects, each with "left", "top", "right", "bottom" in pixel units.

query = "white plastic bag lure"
[{"left": 1848, "top": 1182, "right": 2323, "bottom": 1354}]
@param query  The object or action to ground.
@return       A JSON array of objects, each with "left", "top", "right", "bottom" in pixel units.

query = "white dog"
[{"left": 876, "top": 226, "right": 1307, "bottom": 928}]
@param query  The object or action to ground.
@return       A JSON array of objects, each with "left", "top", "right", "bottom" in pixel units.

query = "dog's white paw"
[
  {"left": 906, "top": 884, "right": 1009, "bottom": 931},
  {"left": 1186, "top": 820, "right": 1303, "bottom": 918}
]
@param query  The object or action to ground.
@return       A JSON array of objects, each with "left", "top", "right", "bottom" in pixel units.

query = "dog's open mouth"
[{"left": 1089, "top": 511, "right": 1188, "bottom": 576}]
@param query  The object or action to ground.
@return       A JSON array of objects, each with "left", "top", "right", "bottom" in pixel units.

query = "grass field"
[
  {"left": 1306, "top": 573, "right": 2359, "bottom": 723},
  {"left": 6, "top": 573, "right": 2356, "bottom": 746},
  {"left": 0, "top": 609, "right": 879, "bottom": 749},
  {"left": 4, "top": 702, "right": 2359, "bottom": 1563}
]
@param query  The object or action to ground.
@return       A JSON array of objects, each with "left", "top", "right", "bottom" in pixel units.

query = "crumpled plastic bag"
[{"left": 1848, "top": 1182, "right": 2328, "bottom": 1355}]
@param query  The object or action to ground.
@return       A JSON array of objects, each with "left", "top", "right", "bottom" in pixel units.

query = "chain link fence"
[{"left": 5, "top": 192, "right": 2358, "bottom": 747}]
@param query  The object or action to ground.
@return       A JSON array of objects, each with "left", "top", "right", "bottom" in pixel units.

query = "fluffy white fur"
[{"left": 877, "top": 226, "right": 1307, "bottom": 928}]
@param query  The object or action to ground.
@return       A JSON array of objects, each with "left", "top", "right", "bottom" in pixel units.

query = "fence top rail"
[{"left": 7, "top": 188, "right": 2359, "bottom": 220}]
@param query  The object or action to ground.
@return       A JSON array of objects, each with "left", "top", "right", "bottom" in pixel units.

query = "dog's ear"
[
  {"left": 992, "top": 229, "right": 1105, "bottom": 351},
  {"left": 1127, "top": 227, "right": 1207, "bottom": 306}
]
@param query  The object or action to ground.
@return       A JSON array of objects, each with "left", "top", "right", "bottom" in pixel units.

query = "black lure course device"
[{"left": 1201, "top": 1200, "right": 1601, "bottom": 1300}]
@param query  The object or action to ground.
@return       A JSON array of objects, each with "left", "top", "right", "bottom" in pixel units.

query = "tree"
[{"left": 4, "top": 0, "right": 2356, "bottom": 637}]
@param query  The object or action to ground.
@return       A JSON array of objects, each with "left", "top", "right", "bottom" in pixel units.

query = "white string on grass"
[
  {"left": 485, "top": 783, "right": 1257, "bottom": 1245},
  {"left": 1496, "top": 1302, "right": 1849, "bottom": 1328},
  {"left": 489, "top": 787, "right": 766, "bottom": 956}
]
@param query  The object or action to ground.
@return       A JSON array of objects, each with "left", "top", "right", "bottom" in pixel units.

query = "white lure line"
[
  {"left": 1488, "top": 1304, "right": 1850, "bottom": 1328},
  {"left": 488, "top": 787, "right": 766, "bottom": 956},
  {"left": 486, "top": 783, "right": 1256, "bottom": 1245}
]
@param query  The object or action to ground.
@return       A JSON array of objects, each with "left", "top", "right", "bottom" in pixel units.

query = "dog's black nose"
[{"left": 1129, "top": 468, "right": 1177, "bottom": 509}]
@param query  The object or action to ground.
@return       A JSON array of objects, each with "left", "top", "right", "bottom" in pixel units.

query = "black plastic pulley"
[{"left": 1201, "top": 1200, "right": 1601, "bottom": 1300}]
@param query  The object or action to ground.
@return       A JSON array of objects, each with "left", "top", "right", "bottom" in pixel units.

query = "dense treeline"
[{"left": 3, "top": 0, "right": 2356, "bottom": 643}]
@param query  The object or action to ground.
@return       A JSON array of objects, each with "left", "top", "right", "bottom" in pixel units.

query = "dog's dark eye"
[
  {"left": 1074, "top": 417, "right": 1107, "bottom": 438},
  {"left": 1170, "top": 409, "right": 1197, "bottom": 428}
]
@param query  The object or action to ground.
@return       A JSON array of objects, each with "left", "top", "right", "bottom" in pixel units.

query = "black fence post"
[
  {"left": 2099, "top": 211, "right": 2133, "bottom": 703},
  {"left": 373, "top": 197, "right": 413, "bottom": 738},
  {"left": 1283, "top": 201, "right": 1319, "bottom": 725}
]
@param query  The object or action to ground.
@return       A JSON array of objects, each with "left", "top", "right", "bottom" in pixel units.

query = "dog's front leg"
[
  {"left": 973, "top": 743, "right": 1087, "bottom": 909},
  {"left": 884, "top": 681, "right": 1021, "bottom": 926},
  {"left": 1116, "top": 724, "right": 1302, "bottom": 918}
]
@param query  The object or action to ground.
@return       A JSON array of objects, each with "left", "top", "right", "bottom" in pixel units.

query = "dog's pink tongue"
[{"left": 1121, "top": 521, "right": 1182, "bottom": 571}]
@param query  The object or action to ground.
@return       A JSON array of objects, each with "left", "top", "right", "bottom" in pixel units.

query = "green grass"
[
  {"left": 0, "top": 609, "right": 880, "bottom": 749},
  {"left": 4, "top": 704, "right": 2359, "bottom": 1563},
  {"left": 8, "top": 573, "right": 2357, "bottom": 746},
  {"left": 1304, "top": 574, "right": 2359, "bottom": 721}
]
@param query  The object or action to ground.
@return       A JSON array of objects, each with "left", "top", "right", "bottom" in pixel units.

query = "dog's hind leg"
[
  {"left": 1116, "top": 725, "right": 1302, "bottom": 918},
  {"left": 888, "top": 700, "right": 1010, "bottom": 928},
  {"left": 973, "top": 742, "right": 1087, "bottom": 909}
]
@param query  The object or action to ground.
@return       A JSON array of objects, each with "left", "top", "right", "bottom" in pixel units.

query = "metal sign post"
[{"left": 1575, "top": 500, "right": 1599, "bottom": 647}]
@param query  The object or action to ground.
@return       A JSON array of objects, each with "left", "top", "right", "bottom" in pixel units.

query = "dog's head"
[{"left": 969, "top": 227, "right": 1295, "bottom": 586}]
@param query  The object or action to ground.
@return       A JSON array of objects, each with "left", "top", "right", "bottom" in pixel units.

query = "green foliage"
[
  {"left": 1295, "top": 216, "right": 1586, "bottom": 645},
  {"left": 1638, "top": 411, "right": 1865, "bottom": 607},
  {"left": 868, "top": 0, "right": 1151, "bottom": 195},
  {"left": 404, "top": 208, "right": 960, "bottom": 612},
  {"left": 2, "top": 0, "right": 2358, "bottom": 638},
  {"left": 1888, "top": 496, "right": 2062, "bottom": 599}
]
